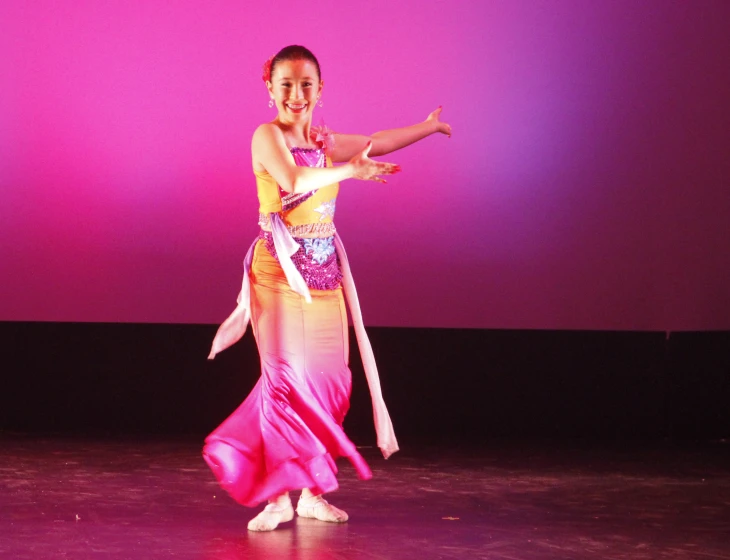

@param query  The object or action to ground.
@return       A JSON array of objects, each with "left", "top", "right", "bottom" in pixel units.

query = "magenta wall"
[{"left": 1, "top": 1, "right": 729, "bottom": 330}]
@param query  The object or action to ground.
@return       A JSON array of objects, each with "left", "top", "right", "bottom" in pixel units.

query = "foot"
[
  {"left": 296, "top": 494, "right": 348, "bottom": 523},
  {"left": 247, "top": 501, "right": 294, "bottom": 532}
]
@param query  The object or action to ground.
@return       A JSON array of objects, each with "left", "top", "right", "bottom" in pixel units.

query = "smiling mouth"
[{"left": 286, "top": 103, "right": 307, "bottom": 112}]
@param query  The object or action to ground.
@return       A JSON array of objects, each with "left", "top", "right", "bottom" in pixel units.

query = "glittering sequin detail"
[
  {"left": 281, "top": 190, "right": 315, "bottom": 211},
  {"left": 259, "top": 231, "right": 342, "bottom": 291},
  {"left": 303, "top": 237, "right": 336, "bottom": 265},
  {"left": 291, "top": 147, "right": 326, "bottom": 167},
  {"left": 258, "top": 214, "right": 337, "bottom": 237},
  {"left": 313, "top": 200, "right": 336, "bottom": 221}
]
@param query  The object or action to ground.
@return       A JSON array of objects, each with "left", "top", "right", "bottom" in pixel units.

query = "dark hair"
[{"left": 270, "top": 45, "right": 321, "bottom": 81}]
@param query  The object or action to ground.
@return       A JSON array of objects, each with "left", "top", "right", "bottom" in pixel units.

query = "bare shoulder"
[
  {"left": 251, "top": 124, "right": 280, "bottom": 172},
  {"left": 252, "top": 122, "right": 283, "bottom": 145},
  {"left": 251, "top": 122, "right": 295, "bottom": 173}
]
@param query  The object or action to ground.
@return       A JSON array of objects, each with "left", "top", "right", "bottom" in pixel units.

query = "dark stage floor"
[{"left": 1, "top": 436, "right": 729, "bottom": 559}]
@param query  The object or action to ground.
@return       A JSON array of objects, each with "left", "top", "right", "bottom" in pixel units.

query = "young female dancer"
[{"left": 204, "top": 45, "right": 452, "bottom": 531}]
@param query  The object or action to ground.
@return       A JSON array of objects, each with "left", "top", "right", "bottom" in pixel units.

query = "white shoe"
[
  {"left": 296, "top": 495, "right": 348, "bottom": 523},
  {"left": 247, "top": 502, "right": 295, "bottom": 531}
]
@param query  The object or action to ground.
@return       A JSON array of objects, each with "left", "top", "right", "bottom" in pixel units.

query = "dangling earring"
[
  {"left": 317, "top": 97, "right": 323, "bottom": 108},
  {"left": 268, "top": 99, "right": 274, "bottom": 108}
]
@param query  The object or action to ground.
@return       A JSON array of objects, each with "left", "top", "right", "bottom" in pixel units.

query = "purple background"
[{"left": 1, "top": 0, "right": 729, "bottom": 329}]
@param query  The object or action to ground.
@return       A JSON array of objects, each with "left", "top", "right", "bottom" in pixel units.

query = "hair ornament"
[{"left": 262, "top": 54, "right": 275, "bottom": 83}]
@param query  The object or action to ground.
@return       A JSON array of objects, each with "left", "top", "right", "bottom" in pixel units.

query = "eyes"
[{"left": 280, "top": 82, "right": 313, "bottom": 88}]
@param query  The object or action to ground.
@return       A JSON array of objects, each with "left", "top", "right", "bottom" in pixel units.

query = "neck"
[{"left": 274, "top": 115, "right": 313, "bottom": 147}]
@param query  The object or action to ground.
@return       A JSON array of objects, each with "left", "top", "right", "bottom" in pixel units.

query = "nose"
[{"left": 290, "top": 83, "right": 303, "bottom": 100}]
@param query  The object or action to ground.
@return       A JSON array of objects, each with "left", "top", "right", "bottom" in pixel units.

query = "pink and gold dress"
[{"left": 204, "top": 143, "right": 397, "bottom": 507}]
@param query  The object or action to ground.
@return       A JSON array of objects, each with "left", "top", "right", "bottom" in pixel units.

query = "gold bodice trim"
[{"left": 258, "top": 213, "right": 337, "bottom": 238}]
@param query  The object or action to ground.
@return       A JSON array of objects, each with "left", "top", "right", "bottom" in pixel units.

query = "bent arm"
[
  {"left": 331, "top": 108, "right": 451, "bottom": 162},
  {"left": 371, "top": 120, "right": 441, "bottom": 156},
  {"left": 332, "top": 122, "right": 435, "bottom": 162},
  {"left": 253, "top": 124, "right": 356, "bottom": 194}
]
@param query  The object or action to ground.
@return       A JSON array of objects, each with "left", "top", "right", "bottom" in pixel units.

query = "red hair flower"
[{"left": 262, "top": 55, "right": 274, "bottom": 83}]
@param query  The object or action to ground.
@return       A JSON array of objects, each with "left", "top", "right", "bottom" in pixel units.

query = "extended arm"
[
  {"left": 331, "top": 107, "right": 452, "bottom": 163},
  {"left": 252, "top": 124, "right": 400, "bottom": 193}
]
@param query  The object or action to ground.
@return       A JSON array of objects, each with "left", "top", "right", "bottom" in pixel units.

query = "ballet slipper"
[
  {"left": 247, "top": 500, "right": 294, "bottom": 531},
  {"left": 296, "top": 494, "right": 348, "bottom": 523}
]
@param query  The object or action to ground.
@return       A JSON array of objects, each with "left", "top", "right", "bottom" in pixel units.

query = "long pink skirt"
[{"left": 203, "top": 240, "right": 372, "bottom": 507}]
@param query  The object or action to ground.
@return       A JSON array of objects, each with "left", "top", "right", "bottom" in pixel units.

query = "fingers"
[
  {"left": 351, "top": 149, "right": 401, "bottom": 182},
  {"left": 371, "top": 163, "right": 400, "bottom": 183},
  {"left": 435, "top": 107, "right": 452, "bottom": 136},
  {"left": 428, "top": 106, "right": 442, "bottom": 121},
  {"left": 362, "top": 164, "right": 400, "bottom": 183},
  {"left": 377, "top": 162, "right": 401, "bottom": 175}
]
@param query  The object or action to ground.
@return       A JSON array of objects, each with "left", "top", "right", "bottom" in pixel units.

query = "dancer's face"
[{"left": 267, "top": 59, "right": 323, "bottom": 121}]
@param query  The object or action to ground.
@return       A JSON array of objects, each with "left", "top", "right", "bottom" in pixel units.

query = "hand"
[
  {"left": 426, "top": 106, "right": 452, "bottom": 137},
  {"left": 349, "top": 141, "right": 401, "bottom": 183}
]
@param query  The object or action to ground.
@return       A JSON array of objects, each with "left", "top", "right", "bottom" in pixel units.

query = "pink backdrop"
[{"left": 1, "top": 0, "right": 729, "bottom": 330}]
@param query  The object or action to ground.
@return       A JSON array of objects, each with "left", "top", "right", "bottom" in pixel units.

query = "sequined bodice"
[
  {"left": 279, "top": 148, "right": 330, "bottom": 213},
  {"left": 255, "top": 146, "right": 342, "bottom": 291},
  {"left": 256, "top": 147, "right": 339, "bottom": 238},
  {"left": 289, "top": 146, "right": 326, "bottom": 167}
]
